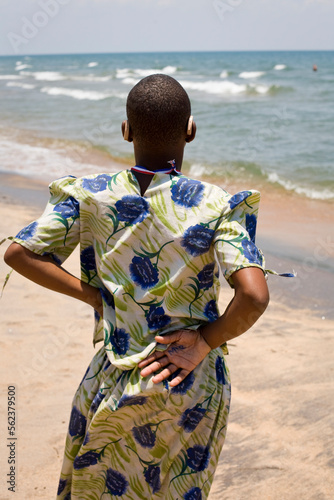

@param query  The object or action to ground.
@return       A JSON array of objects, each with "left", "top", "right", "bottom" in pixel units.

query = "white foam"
[
  {"left": 19, "top": 70, "right": 113, "bottom": 83},
  {"left": 188, "top": 163, "right": 213, "bottom": 177},
  {"left": 220, "top": 70, "right": 229, "bottom": 79},
  {"left": 0, "top": 138, "right": 119, "bottom": 180},
  {"left": 40, "top": 86, "right": 113, "bottom": 101},
  {"left": 20, "top": 71, "right": 65, "bottom": 81},
  {"left": 121, "top": 77, "right": 140, "bottom": 86},
  {"left": 162, "top": 65, "right": 177, "bottom": 74},
  {"left": 0, "top": 75, "right": 23, "bottom": 80},
  {"left": 6, "top": 82, "right": 35, "bottom": 89},
  {"left": 179, "top": 79, "right": 247, "bottom": 95},
  {"left": 71, "top": 74, "right": 112, "bottom": 82},
  {"left": 239, "top": 71, "right": 265, "bottom": 79},
  {"left": 87, "top": 62, "right": 98, "bottom": 67},
  {"left": 267, "top": 172, "right": 334, "bottom": 200},
  {"left": 116, "top": 65, "right": 177, "bottom": 80},
  {"left": 249, "top": 83, "right": 270, "bottom": 94},
  {"left": 15, "top": 64, "right": 31, "bottom": 71},
  {"left": 274, "top": 64, "right": 286, "bottom": 70}
]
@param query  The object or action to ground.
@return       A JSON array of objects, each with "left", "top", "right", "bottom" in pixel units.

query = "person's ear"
[
  {"left": 185, "top": 115, "right": 196, "bottom": 143},
  {"left": 122, "top": 120, "right": 133, "bottom": 142}
]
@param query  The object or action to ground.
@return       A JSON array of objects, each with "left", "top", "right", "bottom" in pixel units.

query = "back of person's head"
[{"left": 126, "top": 74, "right": 191, "bottom": 149}]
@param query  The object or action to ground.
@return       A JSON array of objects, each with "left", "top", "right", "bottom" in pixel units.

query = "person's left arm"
[{"left": 138, "top": 267, "right": 269, "bottom": 387}]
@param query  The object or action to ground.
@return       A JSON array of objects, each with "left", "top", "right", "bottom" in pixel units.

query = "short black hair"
[{"left": 126, "top": 74, "right": 191, "bottom": 148}]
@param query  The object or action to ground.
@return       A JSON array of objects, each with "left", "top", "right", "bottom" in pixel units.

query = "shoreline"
[
  {"left": 0, "top": 177, "right": 333, "bottom": 499},
  {"left": 1, "top": 166, "right": 333, "bottom": 318}
]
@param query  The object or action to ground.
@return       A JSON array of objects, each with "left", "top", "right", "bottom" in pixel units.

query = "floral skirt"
[{"left": 56, "top": 344, "right": 231, "bottom": 500}]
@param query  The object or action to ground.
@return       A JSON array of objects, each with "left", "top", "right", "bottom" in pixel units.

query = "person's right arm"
[{"left": 4, "top": 243, "right": 103, "bottom": 316}]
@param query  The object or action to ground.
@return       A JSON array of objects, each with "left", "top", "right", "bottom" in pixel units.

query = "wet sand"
[{"left": 0, "top": 171, "right": 333, "bottom": 499}]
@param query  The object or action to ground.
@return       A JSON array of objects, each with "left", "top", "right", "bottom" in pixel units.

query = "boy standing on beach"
[{"left": 5, "top": 74, "right": 269, "bottom": 499}]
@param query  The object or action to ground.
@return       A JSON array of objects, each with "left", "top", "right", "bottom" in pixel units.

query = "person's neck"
[
  {"left": 134, "top": 149, "right": 184, "bottom": 172},
  {"left": 132, "top": 144, "right": 185, "bottom": 196}
]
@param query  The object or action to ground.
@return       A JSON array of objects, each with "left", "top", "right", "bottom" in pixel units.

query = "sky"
[{"left": 0, "top": 0, "right": 333, "bottom": 56}]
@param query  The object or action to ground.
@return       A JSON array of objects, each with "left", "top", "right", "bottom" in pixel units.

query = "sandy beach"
[{"left": 0, "top": 171, "right": 333, "bottom": 499}]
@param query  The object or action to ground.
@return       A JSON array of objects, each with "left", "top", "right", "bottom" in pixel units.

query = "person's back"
[{"left": 4, "top": 74, "right": 271, "bottom": 499}]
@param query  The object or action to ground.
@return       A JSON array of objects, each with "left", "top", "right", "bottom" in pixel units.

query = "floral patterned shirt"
[{"left": 13, "top": 169, "right": 267, "bottom": 368}]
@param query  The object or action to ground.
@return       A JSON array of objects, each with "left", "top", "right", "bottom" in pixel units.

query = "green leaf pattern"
[{"left": 10, "top": 170, "right": 270, "bottom": 499}]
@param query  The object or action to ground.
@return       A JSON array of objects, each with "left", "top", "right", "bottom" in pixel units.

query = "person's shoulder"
[
  {"left": 178, "top": 174, "right": 231, "bottom": 200},
  {"left": 48, "top": 174, "right": 79, "bottom": 198},
  {"left": 49, "top": 170, "right": 127, "bottom": 198}
]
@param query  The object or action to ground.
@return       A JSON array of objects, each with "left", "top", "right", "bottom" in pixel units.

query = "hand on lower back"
[{"left": 138, "top": 329, "right": 212, "bottom": 387}]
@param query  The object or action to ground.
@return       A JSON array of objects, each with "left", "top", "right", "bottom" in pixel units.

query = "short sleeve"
[
  {"left": 214, "top": 190, "right": 266, "bottom": 288},
  {"left": 12, "top": 176, "right": 80, "bottom": 264}
]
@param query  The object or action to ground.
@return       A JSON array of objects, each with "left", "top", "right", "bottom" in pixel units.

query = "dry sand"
[{"left": 0, "top": 173, "right": 333, "bottom": 499}]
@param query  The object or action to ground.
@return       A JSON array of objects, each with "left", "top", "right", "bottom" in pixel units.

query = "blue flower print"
[
  {"left": 82, "top": 174, "right": 112, "bottom": 193},
  {"left": 110, "top": 328, "right": 130, "bottom": 355},
  {"left": 132, "top": 424, "right": 156, "bottom": 448},
  {"left": 204, "top": 300, "right": 219, "bottom": 322},
  {"left": 81, "top": 246, "right": 96, "bottom": 271},
  {"left": 241, "top": 239, "right": 263, "bottom": 265},
  {"left": 68, "top": 406, "right": 87, "bottom": 438},
  {"left": 115, "top": 195, "right": 149, "bottom": 224},
  {"left": 184, "top": 487, "right": 202, "bottom": 500},
  {"left": 146, "top": 305, "right": 171, "bottom": 330},
  {"left": 81, "top": 246, "right": 97, "bottom": 283},
  {"left": 178, "top": 406, "right": 206, "bottom": 433},
  {"left": 144, "top": 465, "right": 161, "bottom": 494},
  {"left": 100, "top": 286, "right": 115, "bottom": 309},
  {"left": 215, "top": 356, "right": 226, "bottom": 385},
  {"left": 170, "top": 371, "right": 195, "bottom": 395},
  {"left": 57, "top": 478, "right": 67, "bottom": 496},
  {"left": 43, "top": 252, "right": 62, "bottom": 266},
  {"left": 118, "top": 395, "right": 148, "bottom": 408},
  {"left": 246, "top": 213, "right": 257, "bottom": 243},
  {"left": 104, "top": 359, "right": 111, "bottom": 371},
  {"left": 105, "top": 468, "right": 129, "bottom": 496},
  {"left": 53, "top": 196, "right": 79, "bottom": 219},
  {"left": 171, "top": 178, "right": 205, "bottom": 208},
  {"left": 228, "top": 191, "right": 251, "bottom": 209},
  {"left": 83, "top": 432, "right": 90, "bottom": 446},
  {"left": 15, "top": 221, "right": 38, "bottom": 241},
  {"left": 130, "top": 256, "right": 159, "bottom": 289},
  {"left": 197, "top": 263, "right": 215, "bottom": 289},
  {"left": 186, "top": 445, "right": 210, "bottom": 472},
  {"left": 73, "top": 451, "right": 100, "bottom": 470},
  {"left": 79, "top": 365, "right": 90, "bottom": 387},
  {"left": 90, "top": 391, "right": 106, "bottom": 414},
  {"left": 181, "top": 225, "right": 214, "bottom": 256}
]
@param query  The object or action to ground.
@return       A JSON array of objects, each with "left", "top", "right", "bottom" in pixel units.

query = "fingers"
[
  {"left": 137, "top": 350, "right": 165, "bottom": 368},
  {"left": 167, "top": 369, "right": 189, "bottom": 387},
  {"left": 151, "top": 364, "right": 179, "bottom": 384},
  {"left": 155, "top": 331, "right": 181, "bottom": 344},
  {"left": 139, "top": 355, "right": 170, "bottom": 378}
]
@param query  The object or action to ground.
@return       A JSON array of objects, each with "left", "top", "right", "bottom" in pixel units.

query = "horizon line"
[{"left": 0, "top": 48, "right": 333, "bottom": 58}]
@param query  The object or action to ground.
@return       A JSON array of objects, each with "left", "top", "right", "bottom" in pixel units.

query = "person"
[{"left": 4, "top": 74, "right": 272, "bottom": 500}]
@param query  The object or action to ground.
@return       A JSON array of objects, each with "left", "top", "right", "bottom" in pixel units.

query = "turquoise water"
[{"left": 0, "top": 51, "right": 333, "bottom": 199}]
